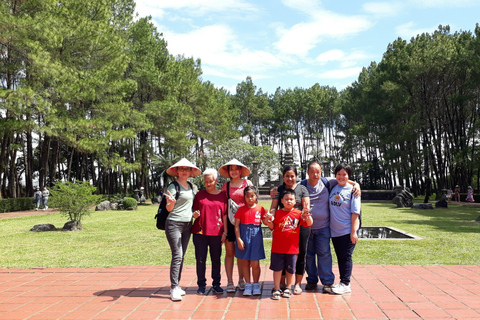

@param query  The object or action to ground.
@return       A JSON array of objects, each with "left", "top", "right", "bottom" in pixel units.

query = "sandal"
[
  {"left": 294, "top": 284, "right": 302, "bottom": 295},
  {"left": 282, "top": 288, "right": 292, "bottom": 298},
  {"left": 271, "top": 290, "right": 281, "bottom": 300}
]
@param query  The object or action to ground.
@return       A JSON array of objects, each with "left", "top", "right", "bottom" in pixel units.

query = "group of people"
[
  {"left": 33, "top": 187, "right": 50, "bottom": 211},
  {"left": 162, "top": 158, "right": 361, "bottom": 302},
  {"left": 447, "top": 185, "right": 475, "bottom": 203}
]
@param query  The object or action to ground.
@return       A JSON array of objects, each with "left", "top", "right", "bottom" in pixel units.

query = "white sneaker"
[
  {"left": 170, "top": 287, "right": 183, "bottom": 301},
  {"left": 176, "top": 286, "right": 186, "bottom": 296},
  {"left": 35, "top": 208, "right": 38, "bottom": 211},
  {"left": 332, "top": 282, "right": 351, "bottom": 295},
  {"left": 252, "top": 283, "right": 261, "bottom": 296},
  {"left": 243, "top": 283, "right": 252, "bottom": 296},
  {"left": 45, "top": 206, "right": 48, "bottom": 210}
]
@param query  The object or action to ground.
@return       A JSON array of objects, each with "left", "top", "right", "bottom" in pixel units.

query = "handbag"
[{"left": 226, "top": 182, "right": 239, "bottom": 225}]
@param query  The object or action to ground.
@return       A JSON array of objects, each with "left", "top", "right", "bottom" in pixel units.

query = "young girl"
[
  {"left": 466, "top": 186, "right": 475, "bottom": 202},
  {"left": 234, "top": 186, "right": 267, "bottom": 296}
]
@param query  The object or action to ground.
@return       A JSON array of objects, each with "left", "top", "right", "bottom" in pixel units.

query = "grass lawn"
[{"left": 1, "top": 201, "right": 479, "bottom": 268}]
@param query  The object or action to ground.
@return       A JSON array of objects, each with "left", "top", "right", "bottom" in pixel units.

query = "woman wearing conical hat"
[
  {"left": 164, "top": 158, "right": 201, "bottom": 301},
  {"left": 218, "top": 159, "right": 253, "bottom": 293}
]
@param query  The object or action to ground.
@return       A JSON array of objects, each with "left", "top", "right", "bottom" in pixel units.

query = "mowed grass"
[{"left": 0, "top": 201, "right": 479, "bottom": 268}]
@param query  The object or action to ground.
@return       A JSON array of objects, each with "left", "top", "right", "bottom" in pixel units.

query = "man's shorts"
[{"left": 270, "top": 252, "right": 297, "bottom": 274}]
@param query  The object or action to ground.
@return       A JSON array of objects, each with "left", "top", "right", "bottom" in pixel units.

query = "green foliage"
[
  {"left": 209, "top": 139, "right": 280, "bottom": 182},
  {"left": 50, "top": 181, "right": 100, "bottom": 223},
  {"left": 0, "top": 198, "right": 35, "bottom": 213},
  {"left": 121, "top": 197, "right": 137, "bottom": 210}
]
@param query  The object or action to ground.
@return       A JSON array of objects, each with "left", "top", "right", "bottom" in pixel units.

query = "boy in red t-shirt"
[{"left": 265, "top": 189, "right": 313, "bottom": 300}]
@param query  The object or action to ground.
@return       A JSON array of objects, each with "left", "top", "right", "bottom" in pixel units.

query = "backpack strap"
[
  {"left": 171, "top": 181, "right": 181, "bottom": 200},
  {"left": 226, "top": 182, "right": 231, "bottom": 199}
]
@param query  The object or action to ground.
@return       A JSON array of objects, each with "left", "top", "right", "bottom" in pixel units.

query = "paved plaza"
[{"left": 0, "top": 264, "right": 479, "bottom": 320}]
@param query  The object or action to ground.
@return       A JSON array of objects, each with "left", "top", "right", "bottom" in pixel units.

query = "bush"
[
  {"left": 122, "top": 197, "right": 137, "bottom": 210},
  {"left": 50, "top": 181, "right": 101, "bottom": 223},
  {"left": 0, "top": 197, "right": 36, "bottom": 213}
]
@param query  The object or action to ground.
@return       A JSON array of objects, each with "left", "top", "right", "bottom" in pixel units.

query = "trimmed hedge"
[
  {"left": 0, "top": 197, "right": 35, "bottom": 213},
  {"left": 122, "top": 197, "right": 137, "bottom": 210}
]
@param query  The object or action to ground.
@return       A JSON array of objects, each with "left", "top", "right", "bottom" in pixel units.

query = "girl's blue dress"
[{"left": 235, "top": 223, "right": 265, "bottom": 260}]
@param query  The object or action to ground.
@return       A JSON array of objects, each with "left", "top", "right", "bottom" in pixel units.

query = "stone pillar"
[{"left": 251, "top": 161, "right": 259, "bottom": 188}]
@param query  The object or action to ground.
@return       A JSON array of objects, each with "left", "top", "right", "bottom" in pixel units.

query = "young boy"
[{"left": 265, "top": 189, "right": 313, "bottom": 300}]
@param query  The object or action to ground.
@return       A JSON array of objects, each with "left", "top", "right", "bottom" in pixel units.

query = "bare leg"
[
  {"left": 238, "top": 259, "right": 250, "bottom": 283},
  {"left": 285, "top": 272, "right": 294, "bottom": 291},
  {"left": 273, "top": 270, "right": 282, "bottom": 291},
  {"left": 225, "top": 240, "right": 235, "bottom": 283},
  {"left": 251, "top": 260, "right": 261, "bottom": 283}
]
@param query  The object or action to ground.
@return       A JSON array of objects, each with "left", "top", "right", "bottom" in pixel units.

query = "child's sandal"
[
  {"left": 271, "top": 290, "right": 281, "bottom": 300},
  {"left": 282, "top": 288, "right": 292, "bottom": 298}
]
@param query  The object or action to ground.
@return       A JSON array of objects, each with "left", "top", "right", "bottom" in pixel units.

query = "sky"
[{"left": 134, "top": 0, "right": 480, "bottom": 95}]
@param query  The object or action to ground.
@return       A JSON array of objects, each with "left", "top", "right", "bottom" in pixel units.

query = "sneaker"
[
  {"left": 252, "top": 283, "right": 261, "bottom": 296},
  {"left": 35, "top": 208, "right": 38, "bottom": 211},
  {"left": 332, "top": 282, "right": 351, "bottom": 295},
  {"left": 176, "top": 286, "right": 186, "bottom": 296},
  {"left": 45, "top": 206, "right": 48, "bottom": 210},
  {"left": 226, "top": 281, "right": 236, "bottom": 293},
  {"left": 243, "top": 283, "right": 252, "bottom": 296},
  {"left": 212, "top": 286, "right": 224, "bottom": 294},
  {"left": 322, "top": 284, "right": 334, "bottom": 294},
  {"left": 305, "top": 282, "right": 317, "bottom": 290},
  {"left": 197, "top": 286, "right": 206, "bottom": 295},
  {"left": 170, "top": 287, "right": 183, "bottom": 301},
  {"left": 237, "top": 279, "right": 246, "bottom": 291}
]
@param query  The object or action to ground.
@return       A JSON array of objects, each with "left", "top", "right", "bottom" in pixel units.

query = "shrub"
[
  {"left": 0, "top": 198, "right": 35, "bottom": 213},
  {"left": 122, "top": 197, "right": 137, "bottom": 210},
  {"left": 50, "top": 181, "right": 101, "bottom": 223}
]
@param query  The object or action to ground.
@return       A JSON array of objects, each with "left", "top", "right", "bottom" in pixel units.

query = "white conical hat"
[
  {"left": 218, "top": 159, "right": 251, "bottom": 178},
  {"left": 166, "top": 158, "right": 201, "bottom": 177}
]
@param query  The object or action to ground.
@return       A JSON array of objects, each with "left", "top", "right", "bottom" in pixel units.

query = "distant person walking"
[
  {"left": 42, "top": 187, "right": 50, "bottom": 211},
  {"left": 466, "top": 186, "right": 475, "bottom": 203},
  {"left": 34, "top": 188, "right": 42, "bottom": 211},
  {"left": 454, "top": 185, "right": 461, "bottom": 202}
]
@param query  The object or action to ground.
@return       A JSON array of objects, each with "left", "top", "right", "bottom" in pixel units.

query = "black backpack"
[{"left": 154, "top": 181, "right": 193, "bottom": 230}]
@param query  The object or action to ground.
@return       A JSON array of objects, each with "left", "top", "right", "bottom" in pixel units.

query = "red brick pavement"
[{"left": 0, "top": 264, "right": 479, "bottom": 320}]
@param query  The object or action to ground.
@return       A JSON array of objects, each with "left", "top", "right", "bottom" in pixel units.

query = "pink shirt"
[{"left": 221, "top": 179, "right": 253, "bottom": 207}]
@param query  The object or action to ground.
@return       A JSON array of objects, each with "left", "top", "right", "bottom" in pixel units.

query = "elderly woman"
[
  {"left": 270, "top": 165, "right": 310, "bottom": 295},
  {"left": 219, "top": 159, "right": 253, "bottom": 293},
  {"left": 192, "top": 168, "right": 227, "bottom": 295},
  {"left": 164, "top": 158, "right": 201, "bottom": 301}
]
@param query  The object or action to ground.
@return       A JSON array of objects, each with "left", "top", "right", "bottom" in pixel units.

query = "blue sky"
[{"left": 135, "top": 0, "right": 480, "bottom": 95}]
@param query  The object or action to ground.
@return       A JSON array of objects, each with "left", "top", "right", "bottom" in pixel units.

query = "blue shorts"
[{"left": 270, "top": 252, "right": 297, "bottom": 274}]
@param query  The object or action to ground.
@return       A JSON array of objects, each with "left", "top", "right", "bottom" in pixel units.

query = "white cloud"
[
  {"left": 274, "top": 9, "right": 373, "bottom": 56},
  {"left": 316, "top": 50, "right": 345, "bottom": 64},
  {"left": 362, "top": 2, "right": 403, "bottom": 16},
  {"left": 317, "top": 67, "right": 363, "bottom": 80},
  {"left": 395, "top": 21, "right": 438, "bottom": 40},
  {"left": 135, "top": 0, "right": 257, "bottom": 18},
  {"left": 408, "top": 0, "right": 478, "bottom": 8},
  {"left": 164, "top": 25, "right": 283, "bottom": 80}
]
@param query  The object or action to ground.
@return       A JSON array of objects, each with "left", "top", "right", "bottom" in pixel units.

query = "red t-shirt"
[
  {"left": 234, "top": 204, "right": 267, "bottom": 225},
  {"left": 271, "top": 208, "right": 308, "bottom": 254},
  {"left": 192, "top": 190, "right": 227, "bottom": 236}
]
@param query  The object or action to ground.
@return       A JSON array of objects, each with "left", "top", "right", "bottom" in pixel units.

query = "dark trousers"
[
  {"left": 332, "top": 233, "right": 356, "bottom": 285},
  {"left": 193, "top": 233, "right": 222, "bottom": 287},
  {"left": 165, "top": 220, "right": 192, "bottom": 288}
]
